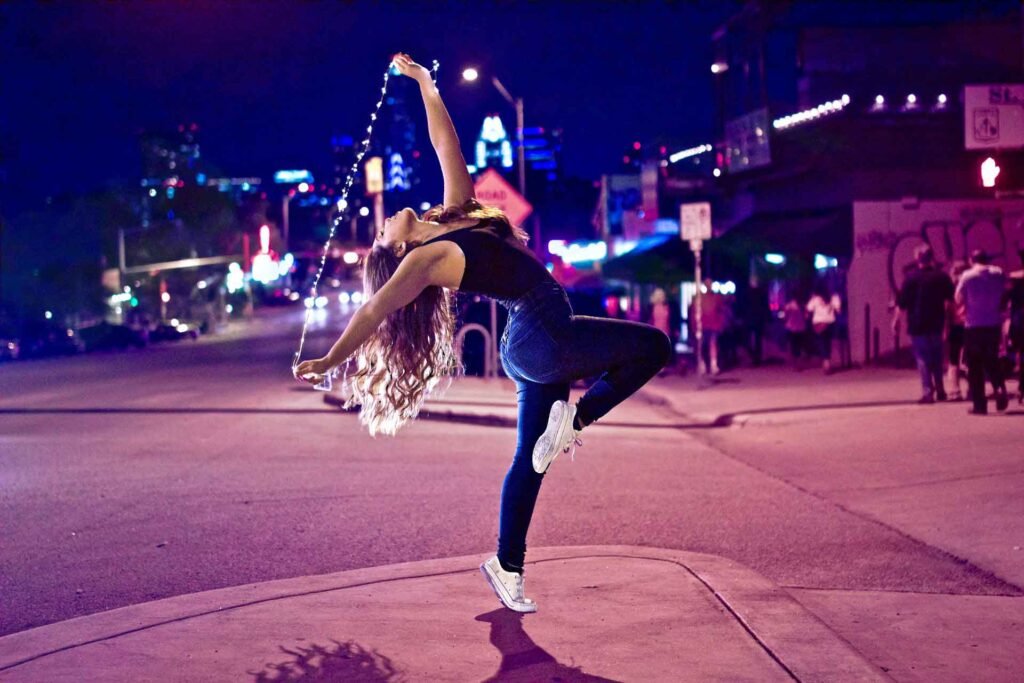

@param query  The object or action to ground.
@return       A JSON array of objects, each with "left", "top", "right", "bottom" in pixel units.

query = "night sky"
[{"left": 2, "top": 1, "right": 1016, "bottom": 213}]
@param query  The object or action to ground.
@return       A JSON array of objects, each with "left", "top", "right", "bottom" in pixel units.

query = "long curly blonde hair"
[{"left": 341, "top": 199, "right": 527, "bottom": 436}]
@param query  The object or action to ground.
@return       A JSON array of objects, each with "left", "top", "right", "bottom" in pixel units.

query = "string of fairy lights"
[{"left": 292, "top": 58, "right": 439, "bottom": 387}]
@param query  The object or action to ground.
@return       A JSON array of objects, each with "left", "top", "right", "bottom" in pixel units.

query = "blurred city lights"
[
  {"left": 298, "top": 182, "right": 310, "bottom": 193},
  {"left": 462, "top": 67, "right": 479, "bottom": 82},
  {"left": 226, "top": 262, "right": 244, "bottom": 293},
  {"left": 710, "top": 62, "right": 728, "bottom": 74},
  {"left": 339, "top": 292, "right": 351, "bottom": 304},
  {"left": 343, "top": 251, "right": 359, "bottom": 264},
  {"left": 764, "top": 253, "right": 787, "bottom": 265},
  {"left": 359, "top": 206, "right": 370, "bottom": 217},
  {"left": 815, "top": 254, "right": 839, "bottom": 270},
  {"left": 161, "top": 292, "right": 171, "bottom": 303},
  {"left": 44, "top": 311, "right": 53, "bottom": 320},
  {"left": 420, "top": 201, "right": 432, "bottom": 211},
  {"left": 773, "top": 96, "right": 849, "bottom": 130},
  {"left": 549, "top": 240, "right": 607, "bottom": 264},
  {"left": 251, "top": 254, "right": 277, "bottom": 284},
  {"left": 669, "top": 143, "right": 713, "bottom": 163},
  {"left": 351, "top": 291, "right": 364, "bottom": 304},
  {"left": 713, "top": 168, "right": 722, "bottom": 177},
  {"left": 259, "top": 225, "right": 270, "bottom": 253}
]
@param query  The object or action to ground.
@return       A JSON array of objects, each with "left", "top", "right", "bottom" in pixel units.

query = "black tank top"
[{"left": 421, "top": 220, "right": 556, "bottom": 303}]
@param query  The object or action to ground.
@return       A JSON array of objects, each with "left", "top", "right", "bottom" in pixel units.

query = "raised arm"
[{"left": 392, "top": 53, "right": 475, "bottom": 206}]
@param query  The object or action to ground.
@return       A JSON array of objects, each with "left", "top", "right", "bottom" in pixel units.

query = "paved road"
[{"left": 2, "top": 307, "right": 1021, "bottom": 679}]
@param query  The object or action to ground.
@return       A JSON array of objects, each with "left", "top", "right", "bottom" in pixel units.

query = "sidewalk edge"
[{"left": 0, "top": 545, "right": 884, "bottom": 681}]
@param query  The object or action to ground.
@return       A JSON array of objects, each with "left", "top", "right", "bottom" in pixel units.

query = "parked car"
[
  {"left": 149, "top": 320, "right": 200, "bottom": 343},
  {"left": 78, "top": 322, "right": 148, "bottom": 352},
  {"left": 17, "top": 321, "right": 84, "bottom": 358}
]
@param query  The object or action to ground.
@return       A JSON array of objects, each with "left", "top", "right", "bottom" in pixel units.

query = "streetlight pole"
[
  {"left": 463, "top": 69, "right": 537, "bottom": 378},
  {"left": 489, "top": 76, "right": 538, "bottom": 256}
]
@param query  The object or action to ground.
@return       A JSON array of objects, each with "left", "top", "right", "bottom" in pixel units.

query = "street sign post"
[{"left": 681, "top": 202, "right": 712, "bottom": 375}]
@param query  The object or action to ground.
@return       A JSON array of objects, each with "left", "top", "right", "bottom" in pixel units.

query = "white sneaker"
[
  {"left": 532, "top": 400, "right": 583, "bottom": 474},
  {"left": 480, "top": 556, "right": 537, "bottom": 613}
]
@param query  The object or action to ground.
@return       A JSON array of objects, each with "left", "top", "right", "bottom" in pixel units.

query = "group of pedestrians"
[
  {"left": 782, "top": 284, "right": 843, "bottom": 373},
  {"left": 895, "top": 245, "right": 1022, "bottom": 415}
]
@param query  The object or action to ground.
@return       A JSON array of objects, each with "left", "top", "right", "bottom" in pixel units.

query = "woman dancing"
[{"left": 296, "top": 54, "right": 671, "bottom": 613}]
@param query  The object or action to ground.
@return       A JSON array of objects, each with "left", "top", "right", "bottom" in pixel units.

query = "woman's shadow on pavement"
[{"left": 475, "top": 608, "right": 622, "bottom": 682}]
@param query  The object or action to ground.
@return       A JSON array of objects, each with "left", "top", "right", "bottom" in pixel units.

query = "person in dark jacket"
[{"left": 895, "top": 245, "right": 954, "bottom": 403}]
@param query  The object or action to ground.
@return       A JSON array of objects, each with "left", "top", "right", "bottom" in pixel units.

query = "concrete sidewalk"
[
  {"left": 406, "top": 363, "right": 1020, "bottom": 429},
  {"left": 394, "top": 364, "right": 946, "bottom": 430},
  {"left": 0, "top": 546, "right": 883, "bottom": 682}
]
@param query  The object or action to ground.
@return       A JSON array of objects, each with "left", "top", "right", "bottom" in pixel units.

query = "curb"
[{"left": 0, "top": 546, "right": 884, "bottom": 681}]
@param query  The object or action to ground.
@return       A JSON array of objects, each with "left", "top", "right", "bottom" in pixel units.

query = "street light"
[
  {"left": 461, "top": 67, "right": 534, "bottom": 254},
  {"left": 462, "top": 66, "right": 536, "bottom": 379}
]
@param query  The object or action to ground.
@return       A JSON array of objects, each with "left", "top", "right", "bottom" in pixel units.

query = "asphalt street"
[{"left": 2, "top": 306, "right": 1021, "bottom": 680}]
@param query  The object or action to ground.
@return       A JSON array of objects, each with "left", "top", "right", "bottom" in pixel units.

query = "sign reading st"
[
  {"left": 965, "top": 84, "right": 1024, "bottom": 150},
  {"left": 473, "top": 168, "right": 533, "bottom": 226}
]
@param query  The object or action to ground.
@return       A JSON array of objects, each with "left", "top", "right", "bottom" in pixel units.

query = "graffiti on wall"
[{"left": 855, "top": 207, "right": 1024, "bottom": 294}]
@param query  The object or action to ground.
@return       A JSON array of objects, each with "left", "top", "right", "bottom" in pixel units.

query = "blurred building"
[
  {"left": 140, "top": 123, "right": 203, "bottom": 186},
  {"left": 706, "top": 2, "right": 1024, "bottom": 364}
]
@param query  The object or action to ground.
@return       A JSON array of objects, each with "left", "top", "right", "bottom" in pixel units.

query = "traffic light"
[{"left": 980, "top": 157, "right": 1000, "bottom": 188}]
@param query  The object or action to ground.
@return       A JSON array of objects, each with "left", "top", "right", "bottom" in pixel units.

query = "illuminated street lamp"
[
  {"left": 461, "top": 66, "right": 533, "bottom": 252},
  {"left": 462, "top": 66, "right": 534, "bottom": 378}
]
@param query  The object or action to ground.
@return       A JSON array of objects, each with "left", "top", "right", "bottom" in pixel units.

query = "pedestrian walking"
[
  {"left": 783, "top": 294, "right": 808, "bottom": 368},
  {"left": 743, "top": 275, "right": 771, "bottom": 366},
  {"left": 954, "top": 249, "right": 1009, "bottom": 415},
  {"left": 894, "top": 245, "right": 954, "bottom": 403},
  {"left": 693, "top": 279, "right": 728, "bottom": 375},
  {"left": 295, "top": 54, "right": 671, "bottom": 613},
  {"left": 947, "top": 261, "right": 969, "bottom": 401},
  {"left": 806, "top": 283, "right": 841, "bottom": 373},
  {"left": 648, "top": 287, "right": 678, "bottom": 375},
  {"left": 1008, "top": 248, "right": 1024, "bottom": 404}
]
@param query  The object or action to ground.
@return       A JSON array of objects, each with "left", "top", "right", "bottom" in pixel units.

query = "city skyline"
[{"left": 4, "top": 1, "right": 1016, "bottom": 214}]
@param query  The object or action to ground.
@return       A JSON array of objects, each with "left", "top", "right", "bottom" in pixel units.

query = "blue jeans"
[
  {"left": 910, "top": 333, "right": 944, "bottom": 398},
  {"left": 496, "top": 281, "right": 672, "bottom": 572}
]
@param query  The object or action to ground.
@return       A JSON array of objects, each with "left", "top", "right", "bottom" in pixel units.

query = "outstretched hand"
[
  {"left": 392, "top": 52, "right": 432, "bottom": 85},
  {"left": 294, "top": 357, "right": 331, "bottom": 384}
]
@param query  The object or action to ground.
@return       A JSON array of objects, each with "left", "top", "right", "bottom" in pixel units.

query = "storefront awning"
[
  {"left": 601, "top": 233, "right": 694, "bottom": 285},
  {"left": 723, "top": 207, "right": 853, "bottom": 259}
]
